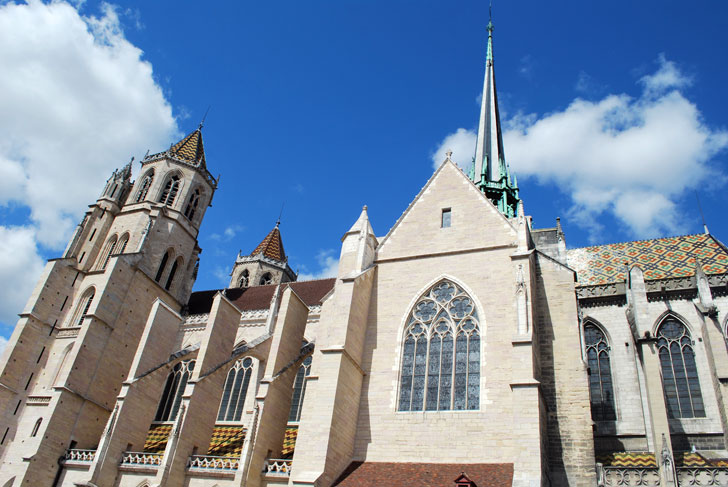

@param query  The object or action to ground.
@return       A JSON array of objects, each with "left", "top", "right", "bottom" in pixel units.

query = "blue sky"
[{"left": 0, "top": 0, "right": 727, "bottom": 337}]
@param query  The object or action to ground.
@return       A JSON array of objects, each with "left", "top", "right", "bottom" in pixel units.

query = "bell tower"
[
  {"left": 0, "top": 126, "right": 218, "bottom": 486},
  {"left": 229, "top": 222, "right": 296, "bottom": 288}
]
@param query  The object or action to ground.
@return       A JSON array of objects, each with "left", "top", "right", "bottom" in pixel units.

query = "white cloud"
[
  {"left": 431, "top": 128, "right": 477, "bottom": 171},
  {"left": 297, "top": 249, "right": 339, "bottom": 281},
  {"left": 0, "top": 336, "right": 8, "bottom": 357},
  {"left": 0, "top": 1, "right": 177, "bottom": 328},
  {"left": 210, "top": 225, "right": 244, "bottom": 242},
  {"left": 0, "top": 0, "right": 177, "bottom": 248},
  {"left": 432, "top": 56, "right": 728, "bottom": 239},
  {"left": 0, "top": 226, "right": 46, "bottom": 327}
]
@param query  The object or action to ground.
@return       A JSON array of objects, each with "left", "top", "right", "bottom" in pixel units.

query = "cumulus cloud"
[
  {"left": 297, "top": 250, "right": 339, "bottom": 281},
  {"left": 431, "top": 128, "right": 477, "bottom": 171},
  {"left": 210, "top": 225, "right": 244, "bottom": 242},
  {"left": 0, "top": 1, "right": 177, "bottom": 327},
  {"left": 432, "top": 55, "right": 728, "bottom": 239},
  {"left": 0, "top": 226, "right": 46, "bottom": 327}
]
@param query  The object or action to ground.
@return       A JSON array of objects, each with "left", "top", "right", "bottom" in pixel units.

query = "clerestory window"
[
  {"left": 288, "top": 356, "right": 312, "bottom": 422},
  {"left": 398, "top": 279, "right": 480, "bottom": 411},
  {"left": 657, "top": 318, "right": 705, "bottom": 418},
  {"left": 584, "top": 322, "right": 616, "bottom": 421},
  {"left": 217, "top": 357, "right": 254, "bottom": 422},
  {"left": 155, "top": 360, "right": 195, "bottom": 422}
]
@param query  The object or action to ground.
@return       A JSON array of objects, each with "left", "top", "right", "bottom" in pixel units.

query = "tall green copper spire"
[{"left": 470, "top": 6, "right": 520, "bottom": 218}]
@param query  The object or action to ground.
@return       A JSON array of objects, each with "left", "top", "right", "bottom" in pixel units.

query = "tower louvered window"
[
  {"left": 584, "top": 323, "right": 616, "bottom": 421},
  {"left": 155, "top": 360, "right": 195, "bottom": 422},
  {"left": 158, "top": 175, "right": 181, "bottom": 206},
  {"left": 288, "top": 356, "right": 312, "bottom": 422},
  {"left": 217, "top": 357, "right": 254, "bottom": 422},
  {"left": 155, "top": 251, "right": 171, "bottom": 283},
  {"left": 239, "top": 270, "right": 249, "bottom": 288},
  {"left": 135, "top": 170, "right": 154, "bottom": 203},
  {"left": 165, "top": 258, "right": 181, "bottom": 291},
  {"left": 184, "top": 188, "right": 201, "bottom": 220},
  {"left": 398, "top": 279, "right": 480, "bottom": 411},
  {"left": 657, "top": 319, "right": 705, "bottom": 418}
]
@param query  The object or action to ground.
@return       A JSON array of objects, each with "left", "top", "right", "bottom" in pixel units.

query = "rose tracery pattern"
[{"left": 399, "top": 279, "right": 480, "bottom": 412}]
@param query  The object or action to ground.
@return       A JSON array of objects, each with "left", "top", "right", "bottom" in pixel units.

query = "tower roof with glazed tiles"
[
  {"left": 250, "top": 225, "right": 286, "bottom": 262},
  {"left": 567, "top": 233, "right": 728, "bottom": 286},
  {"left": 169, "top": 128, "right": 206, "bottom": 166}
]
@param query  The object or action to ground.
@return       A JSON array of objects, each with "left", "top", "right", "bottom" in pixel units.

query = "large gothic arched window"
[
  {"left": 584, "top": 323, "right": 616, "bottom": 421},
  {"left": 155, "top": 360, "right": 195, "bottom": 422},
  {"left": 135, "top": 170, "right": 154, "bottom": 203},
  {"left": 184, "top": 188, "right": 201, "bottom": 220},
  {"left": 217, "top": 357, "right": 254, "bottom": 422},
  {"left": 398, "top": 279, "right": 480, "bottom": 412},
  {"left": 657, "top": 318, "right": 705, "bottom": 418},
  {"left": 288, "top": 356, "right": 312, "bottom": 422},
  {"left": 158, "top": 175, "right": 181, "bottom": 206}
]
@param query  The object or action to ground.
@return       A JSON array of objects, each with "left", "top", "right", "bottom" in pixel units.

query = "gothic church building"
[{"left": 0, "top": 19, "right": 728, "bottom": 487}]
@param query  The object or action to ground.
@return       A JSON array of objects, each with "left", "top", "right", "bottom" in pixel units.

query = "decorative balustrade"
[
  {"left": 120, "top": 451, "right": 162, "bottom": 467},
  {"left": 677, "top": 467, "right": 728, "bottom": 486},
  {"left": 63, "top": 449, "right": 96, "bottom": 464},
  {"left": 263, "top": 458, "right": 292, "bottom": 477},
  {"left": 188, "top": 455, "right": 239, "bottom": 471},
  {"left": 601, "top": 467, "right": 661, "bottom": 486}
]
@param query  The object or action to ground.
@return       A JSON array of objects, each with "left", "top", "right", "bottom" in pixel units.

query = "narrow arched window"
[
  {"left": 154, "top": 360, "right": 195, "bottom": 422},
  {"left": 288, "top": 356, "right": 312, "bottom": 422},
  {"left": 135, "top": 170, "right": 154, "bottom": 203},
  {"left": 115, "top": 233, "right": 129, "bottom": 256},
  {"left": 165, "top": 258, "right": 182, "bottom": 291},
  {"left": 155, "top": 251, "right": 171, "bottom": 283},
  {"left": 398, "top": 279, "right": 480, "bottom": 411},
  {"left": 217, "top": 357, "right": 254, "bottom": 422},
  {"left": 68, "top": 288, "right": 95, "bottom": 328},
  {"left": 657, "top": 318, "right": 705, "bottom": 418},
  {"left": 158, "top": 175, "right": 181, "bottom": 206},
  {"left": 584, "top": 323, "right": 616, "bottom": 421},
  {"left": 184, "top": 188, "right": 201, "bottom": 220},
  {"left": 30, "top": 418, "right": 42, "bottom": 437},
  {"left": 239, "top": 270, "right": 249, "bottom": 288},
  {"left": 259, "top": 272, "right": 272, "bottom": 286},
  {"left": 97, "top": 235, "right": 117, "bottom": 270}
]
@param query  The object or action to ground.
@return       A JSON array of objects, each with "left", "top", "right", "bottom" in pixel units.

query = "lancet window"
[
  {"left": 165, "top": 258, "right": 182, "bottom": 291},
  {"left": 155, "top": 360, "right": 195, "bottom": 422},
  {"left": 184, "top": 188, "right": 201, "bottom": 220},
  {"left": 135, "top": 170, "right": 154, "bottom": 203},
  {"left": 288, "top": 356, "right": 312, "bottom": 422},
  {"left": 259, "top": 273, "right": 273, "bottom": 285},
  {"left": 155, "top": 251, "right": 171, "bottom": 283},
  {"left": 398, "top": 279, "right": 480, "bottom": 412},
  {"left": 97, "top": 235, "right": 117, "bottom": 270},
  {"left": 158, "top": 174, "right": 181, "bottom": 206},
  {"left": 657, "top": 318, "right": 705, "bottom": 418},
  {"left": 584, "top": 322, "right": 616, "bottom": 421},
  {"left": 239, "top": 270, "right": 249, "bottom": 288},
  {"left": 217, "top": 357, "right": 254, "bottom": 422},
  {"left": 115, "top": 233, "right": 129, "bottom": 255},
  {"left": 68, "top": 288, "right": 95, "bottom": 328}
]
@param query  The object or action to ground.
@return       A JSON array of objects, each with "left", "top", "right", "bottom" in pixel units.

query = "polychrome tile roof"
[
  {"left": 282, "top": 425, "right": 298, "bottom": 458},
  {"left": 207, "top": 425, "right": 246, "bottom": 457},
  {"left": 567, "top": 234, "right": 728, "bottom": 286},
  {"left": 170, "top": 129, "right": 206, "bottom": 166},
  {"left": 143, "top": 424, "right": 172, "bottom": 453},
  {"left": 597, "top": 451, "right": 727, "bottom": 468},
  {"left": 251, "top": 225, "right": 286, "bottom": 262}
]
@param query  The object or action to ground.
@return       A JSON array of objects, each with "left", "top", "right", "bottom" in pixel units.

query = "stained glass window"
[
  {"left": 583, "top": 323, "right": 616, "bottom": 421},
  {"left": 155, "top": 360, "right": 195, "bottom": 422},
  {"left": 657, "top": 319, "right": 705, "bottom": 418},
  {"left": 217, "top": 357, "right": 254, "bottom": 422},
  {"left": 288, "top": 356, "right": 312, "bottom": 422},
  {"left": 398, "top": 279, "right": 480, "bottom": 411}
]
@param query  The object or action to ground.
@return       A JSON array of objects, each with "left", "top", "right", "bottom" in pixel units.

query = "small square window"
[{"left": 441, "top": 208, "right": 451, "bottom": 228}]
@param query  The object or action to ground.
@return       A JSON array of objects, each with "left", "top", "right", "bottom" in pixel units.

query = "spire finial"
[
  {"left": 445, "top": 149, "right": 453, "bottom": 161},
  {"left": 198, "top": 105, "right": 211, "bottom": 130},
  {"left": 277, "top": 202, "right": 285, "bottom": 227}
]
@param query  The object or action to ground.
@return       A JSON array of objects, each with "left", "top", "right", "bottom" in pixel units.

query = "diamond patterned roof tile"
[
  {"left": 567, "top": 234, "right": 728, "bottom": 286},
  {"left": 169, "top": 129, "right": 206, "bottom": 167},
  {"left": 250, "top": 225, "right": 286, "bottom": 262}
]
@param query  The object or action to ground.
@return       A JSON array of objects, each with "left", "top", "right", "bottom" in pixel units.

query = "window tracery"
[
  {"left": 398, "top": 279, "right": 480, "bottom": 411},
  {"left": 217, "top": 357, "right": 254, "bottom": 422},
  {"left": 155, "top": 360, "right": 195, "bottom": 422},
  {"left": 135, "top": 170, "right": 154, "bottom": 203},
  {"left": 657, "top": 318, "right": 705, "bottom": 418},
  {"left": 184, "top": 188, "right": 201, "bottom": 220},
  {"left": 97, "top": 235, "right": 117, "bottom": 271},
  {"left": 259, "top": 272, "right": 273, "bottom": 285},
  {"left": 584, "top": 322, "right": 616, "bottom": 421},
  {"left": 288, "top": 356, "right": 312, "bottom": 422},
  {"left": 158, "top": 175, "right": 181, "bottom": 206},
  {"left": 68, "top": 288, "right": 95, "bottom": 328},
  {"left": 239, "top": 270, "right": 249, "bottom": 288}
]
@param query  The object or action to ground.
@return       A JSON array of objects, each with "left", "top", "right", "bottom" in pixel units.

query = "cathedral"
[{"left": 1, "top": 17, "right": 728, "bottom": 487}]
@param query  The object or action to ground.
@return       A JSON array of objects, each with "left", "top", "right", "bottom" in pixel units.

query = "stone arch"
[{"left": 157, "top": 170, "right": 185, "bottom": 207}]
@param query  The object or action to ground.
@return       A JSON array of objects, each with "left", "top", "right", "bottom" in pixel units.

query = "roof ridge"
[{"left": 568, "top": 233, "right": 708, "bottom": 252}]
